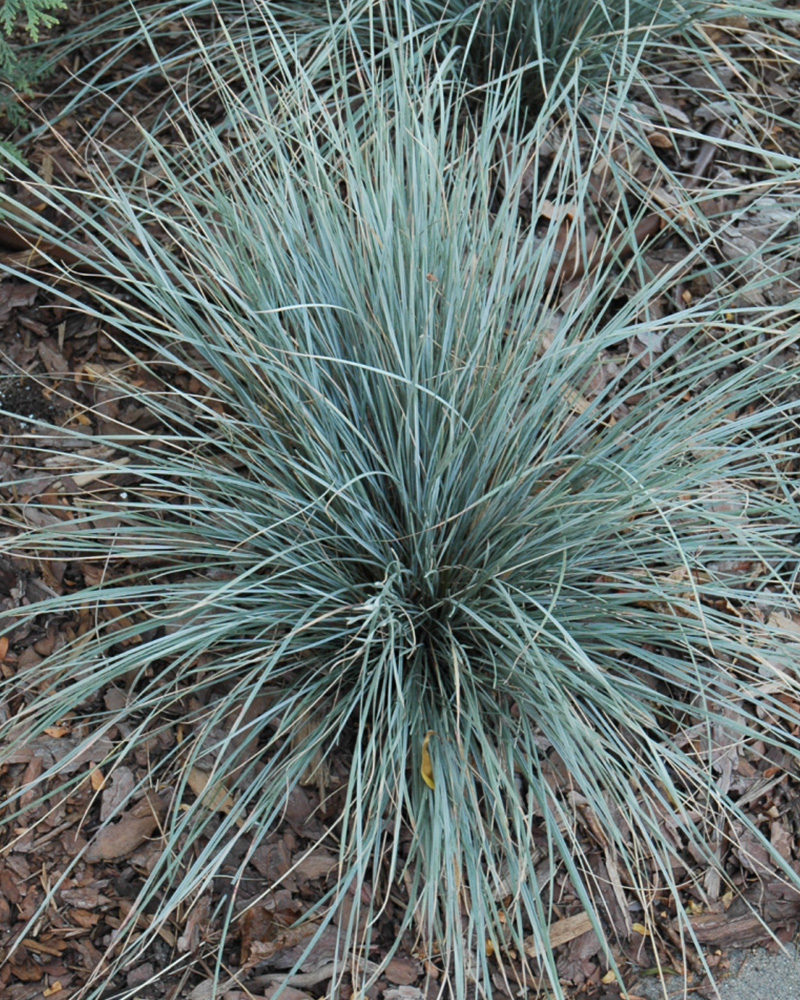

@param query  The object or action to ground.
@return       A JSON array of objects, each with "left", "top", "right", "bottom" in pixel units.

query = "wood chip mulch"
[{"left": 2, "top": 3, "right": 800, "bottom": 999}]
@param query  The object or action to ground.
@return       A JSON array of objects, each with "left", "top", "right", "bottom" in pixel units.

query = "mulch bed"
[{"left": 2, "top": 3, "right": 800, "bottom": 998}]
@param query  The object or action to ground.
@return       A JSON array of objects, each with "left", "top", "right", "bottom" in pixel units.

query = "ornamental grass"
[{"left": 1, "top": 18, "right": 800, "bottom": 1000}]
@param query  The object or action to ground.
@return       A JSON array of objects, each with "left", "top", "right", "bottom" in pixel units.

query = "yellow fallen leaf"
[
  {"left": 44, "top": 725, "right": 70, "bottom": 738},
  {"left": 632, "top": 922, "right": 650, "bottom": 936},
  {"left": 601, "top": 969, "right": 616, "bottom": 985},
  {"left": 421, "top": 731, "right": 436, "bottom": 790},
  {"left": 43, "top": 983, "right": 63, "bottom": 997}
]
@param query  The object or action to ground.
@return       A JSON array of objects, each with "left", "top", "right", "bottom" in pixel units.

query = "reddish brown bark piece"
[
  {"left": 384, "top": 956, "right": 422, "bottom": 985},
  {"left": 84, "top": 790, "right": 166, "bottom": 862}
]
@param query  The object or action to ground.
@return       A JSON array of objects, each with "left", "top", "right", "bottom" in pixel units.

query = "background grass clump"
[
  {"left": 1, "top": 10, "right": 800, "bottom": 1000},
  {"left": 27, "top": 0, "right": 783, "bottom": 145}
]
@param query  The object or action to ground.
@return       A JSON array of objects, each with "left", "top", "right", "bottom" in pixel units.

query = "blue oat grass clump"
[{"left": 2, "top": 45, "right": 800, "bottom": 1000}]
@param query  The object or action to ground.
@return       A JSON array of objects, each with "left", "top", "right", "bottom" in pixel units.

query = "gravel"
[{"left": 632, "top": 944, "right": 800, "bottom": 999}]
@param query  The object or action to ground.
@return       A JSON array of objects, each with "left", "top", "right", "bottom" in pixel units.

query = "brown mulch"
[{"left": 2, "top": 3, "right": 800, "bottom": 999}]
